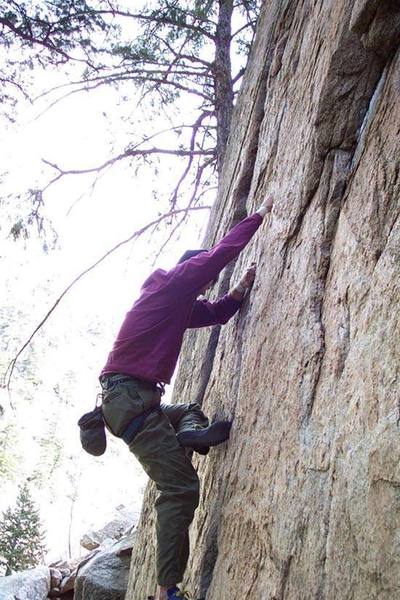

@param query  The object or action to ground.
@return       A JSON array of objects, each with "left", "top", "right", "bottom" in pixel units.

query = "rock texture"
[
  {"left": 80, "top": 505, "right": 135, "bottom": 551},
  {"left": 74, "top": 534, "right": 135, "bottom": 600},
  {"left": 0, "top": 565, "right": 50, "bottom": 599},
  {"left": 127, "top": 1, "right": 400, "bottom": 598}
]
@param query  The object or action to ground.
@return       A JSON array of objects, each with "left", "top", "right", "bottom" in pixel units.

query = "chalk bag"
[{"left": 78, "top": 404, "right": 107, "bottom": 456}]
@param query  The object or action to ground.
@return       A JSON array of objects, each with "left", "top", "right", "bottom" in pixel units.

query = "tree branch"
[
  {"left": 169, "top": 110, "right": 214, "bottom": 210},
  {"left": 35, "top": 70, "right": 213, "bottom": 116},
  {"left": 231, "top": 20, "right": 257, "bottom": 39},
  {"left": 0, "top": 16, "right": 97, "bottom": 69},
  {"left": 187, "top": 156, "right": 216, "bottom": 209},
  {"left": 239, "top": 1, "right": 258, "bottom": 35},
  {"left": 35, "top": 63, "right": 210, "bottom": 103},
  {"left": 0, "top": 75, "right": 30, "bottom": 100},
  {"left": 41, "top": 145, "right": 215, "bottom": 187},
  {"left": 232, "top": 67, "right": 246, "bottom": 85},
  {"left": 153, "top": 34, "right": 214, "bottom": 70},
  {"left": 87, "top": 8, "right": 216, "bottom": 40}
]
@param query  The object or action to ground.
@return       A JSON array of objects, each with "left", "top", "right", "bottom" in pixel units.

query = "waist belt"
[
  {"left": 99, "top": 373, "right": 163, "bottom": 444},
  {"left": 121, "top": 404, "right": 161, "bottom": 445},
  {"left": 100, "top": 373, "right": 165, "bottom": 396}
]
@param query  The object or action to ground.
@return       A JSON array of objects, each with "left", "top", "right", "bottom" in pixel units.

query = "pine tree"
[{"left": 0, "top": 482, "right": 46, "bottom": 573}]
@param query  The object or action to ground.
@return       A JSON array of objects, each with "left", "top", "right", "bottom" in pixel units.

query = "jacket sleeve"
[
  {"left": 187, "top": 295, "right": 242, "bottom": 328},
  {"left": 168, "top": 213, "right": 263, "bottom": 295}
]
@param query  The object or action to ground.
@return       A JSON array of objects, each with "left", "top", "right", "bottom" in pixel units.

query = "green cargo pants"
[{"left": 101, "top": 375, "right": 209, "bottom": 586}]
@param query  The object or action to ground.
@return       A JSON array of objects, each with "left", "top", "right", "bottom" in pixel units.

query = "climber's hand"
[
  {"left": 230, "top": 263, "right": 257, "bottom": 301},
  {"left": 240, "top": 263, "right": 256, "bottom": 289},
  {"left": 256, "top": 195, "right": 274, "bottom": 217}
]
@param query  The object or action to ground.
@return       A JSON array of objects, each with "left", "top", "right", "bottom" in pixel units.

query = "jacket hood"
[{"left": 141, "top": 268, "right": 167, "bottom": 290}]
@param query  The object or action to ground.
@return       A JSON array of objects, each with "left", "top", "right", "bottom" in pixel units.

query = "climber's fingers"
[
  {"left": 256, "top": 195, "right": 274, "bottom": 217},
  {"left": 264, "top": 195, "right": 274, "bottom": 211},
  {"left": 240, "top": 264, "right": 257, "bottom": 288}
]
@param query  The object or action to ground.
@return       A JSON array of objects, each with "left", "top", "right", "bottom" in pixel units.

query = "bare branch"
[
  {"left": 153, "top": 34, "right": 213, "bottom": 70},
  {"left": 231, "top": 21, "right": 257, "bottom": 39},
  {"left": 239, "top": 1, "right": 258, "bottom": 35},
  {"left": 232, "top": 67, "right": 246, "bottom": 85},
  {"left": 150, "top": 211, "right": 191, "bottom": 267},
  {"left": 101, "top": 1, "right": 217, "bottom": 28},
  {"left": 2, "top": 204, "right": 211, "bottom": 390},
  {"left": 35, "top": 69, "right": 213, "bottom": 117},
  {"left": 0, "top": 76, "right": 31, "bottom": 100},
  {"left": 41, "top": 143, "right": 216, "bottom": 191},
  {"left": 187, "top": 156, "right": 216, "bottom": 209},
  {"left": 169, "top": 110, "right": 215, "bottom": 210},
  {"left": 139, "top": 76, "right": 212, "bottom": 101}
]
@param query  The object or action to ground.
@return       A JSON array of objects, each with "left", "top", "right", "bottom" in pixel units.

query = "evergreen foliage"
[
  {"left": 0, "top": 423, "right": 20, "bottom": 481},
  {"left": 0, "top": 482, "right": 46, "bottom": 572}
]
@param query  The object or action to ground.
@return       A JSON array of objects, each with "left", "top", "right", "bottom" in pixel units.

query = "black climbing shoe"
[
  {"left": 177, "top": 420, "right": 232, "bottom": 450},
  {"left": 191, "top": 445, "right": 210, "bottom": 456},
  {"left": 167, "top": 587, "right": 192, "bottom": 599}
]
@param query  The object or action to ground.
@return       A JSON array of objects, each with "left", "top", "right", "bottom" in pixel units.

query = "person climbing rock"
[{"left": 99, "top": 196, "right": 273, "bottom": 600}]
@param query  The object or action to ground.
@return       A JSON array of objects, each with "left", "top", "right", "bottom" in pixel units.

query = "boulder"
[
  {"left": 59, "top": 569, "right": 77, "bottom": 593},
  {"left": 80, "top": 509, "right": 135, "bottom": 551},
  {"left": 74, "top": 534, "right": 136, "bottom": 600},
  {"left": 0, "top": 565, "right": 50, "bottom": 600},
  {"left": 49, "top": 558, "right": 78, "bottom": 574},
  {"left": 49, "top": 567, "right": 62, "bottom": 589}
]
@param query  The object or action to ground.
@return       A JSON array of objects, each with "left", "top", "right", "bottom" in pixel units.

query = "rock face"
[{"left": 127, "top": 1, "right": 400, "bottom": 599}]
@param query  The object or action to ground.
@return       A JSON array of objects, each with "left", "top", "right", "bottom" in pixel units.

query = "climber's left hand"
[{"left": 240, "top": 263, "right": 256, "bottom": 289}]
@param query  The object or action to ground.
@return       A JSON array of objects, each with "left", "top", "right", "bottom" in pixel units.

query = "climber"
[{"left": 99, "top": 195, "right": 273, "bottom": 600}]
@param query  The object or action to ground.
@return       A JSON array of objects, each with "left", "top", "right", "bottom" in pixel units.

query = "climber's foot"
[
  {"left": 177, "top": 420, "right": 232, "bottom": 450},
  {"left": 167, "top": 587, "right": 192, "bottom": 599},
  {"left": 191, "top": 445, "right": 210, "bottom": 456}
]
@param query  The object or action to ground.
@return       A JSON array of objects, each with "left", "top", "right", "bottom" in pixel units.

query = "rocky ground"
[{"left": 0, "top": 509, "right": 136, "bottom": 600}]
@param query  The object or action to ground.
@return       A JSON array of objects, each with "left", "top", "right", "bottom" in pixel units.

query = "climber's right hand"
[{"left": 256, "top": 195, "right": 274, "bottom": 218}]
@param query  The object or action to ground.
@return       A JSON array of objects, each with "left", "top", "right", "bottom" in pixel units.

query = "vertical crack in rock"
[
  {"left": 184, "top": 7, "right": 302, "bottom": 596},
  {"left": 335, "top": 285, "right": 351, "bottom": 378},
  {"left": 277, "top": 555, "right": 293, "bottom": 600},
  {"left": 301, "top": 148, "right": 353, "bottom": 423},
  {"left": 196, "top": 506, "right": 221, "bottom": 598},
  {"left": 191, "top": 24, "right": 273, "bottom": 411},
  {"left": 297, "top": 24, "right": 399, "bottom": 425},
  {"left": 351, "top": 65, "right": 388, "bottom": 171},
  {"left": 193, "top": 326, "right": 222, "bottom": 407},
  {"left": 316, "top": 468, "right": 335, "bottom": 600}
]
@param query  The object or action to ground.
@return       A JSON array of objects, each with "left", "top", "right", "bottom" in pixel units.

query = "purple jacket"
[{"left": 101, "top": 212, "right": 263, "bottom": 384}]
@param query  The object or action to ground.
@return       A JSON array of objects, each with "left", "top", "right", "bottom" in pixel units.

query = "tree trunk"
[{"left": 214, "top": 0, "right": 234, "bottom": 173}]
